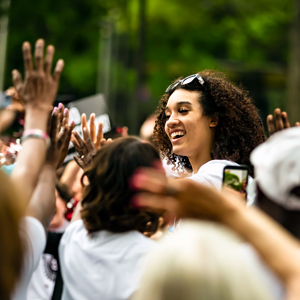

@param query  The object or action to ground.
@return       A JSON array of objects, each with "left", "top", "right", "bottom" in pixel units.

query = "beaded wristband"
[{"left": 21, "top": 129, "right": 50, "bottom": 149}]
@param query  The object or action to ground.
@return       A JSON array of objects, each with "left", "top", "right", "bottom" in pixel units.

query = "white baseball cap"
[{"left": 250, "top": 127, "right": 300, "bottom": 210}]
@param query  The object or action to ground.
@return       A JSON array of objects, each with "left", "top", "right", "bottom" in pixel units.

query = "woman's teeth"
[{"left": 171, "top": 131, "right": 185, "bottom": 139}]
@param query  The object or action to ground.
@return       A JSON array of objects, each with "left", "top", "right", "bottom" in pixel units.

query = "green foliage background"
[{"left": 1, "top": 0, "right": 295, "bottom": 133}]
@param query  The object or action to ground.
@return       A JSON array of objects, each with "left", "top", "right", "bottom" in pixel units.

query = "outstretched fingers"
[
  {"left": 89, "top": 113, "right": 96, "bottom": 142},
  {"left": 83, "top": 127, "right": 96, "bottom": 154},
  {"left": 95, "top": 122, "right": 103, "bottom": 149},
  {"left": 13, "top": 39, "right": 65, "bottom": 110},
  {"left": 49, "top": 111, "right": 58, "bottom": 144},
  {"left": 266, "top": 115, "right": 275, "bottom": 136},
  {"left": 81, "top": 113, "right": 88, "bottom": 140},
  {"left": 274, "top": 108, "right": 284, "bottom": 131},
  {"left": 35, "top": 39, "right": 45, "bottom": 73},
  {"left": 57, "top": 107, "right": 73, "bottom": 146},
  {"left": 53, "top": 59, "right": 64, "bottom": 83},
  {"left": 57, "top": 120, "right": 75, "bottom": 162},
  {"left": 71, "top": 131, "right": 85, "bottom": 154},
  {"left": 267, "top": 108, "right": 295, "bottom": 137},
  {"left": 281, "top": 111, "right": 290, "bottom": 129},
  {"left": 44, "top": 45, "right": 55, "bottom": 75},
  {"left": 22, "top": 42, "right": 33, "bottom": 78},
  {"left": 56, "top": 103, "right": 65, "bottom": 133}
]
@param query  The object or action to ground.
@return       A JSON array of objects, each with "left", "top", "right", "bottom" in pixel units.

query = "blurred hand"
[
  {"left": 12, "top": 39, "right": 64, "bottom": 110},
  {"left": 5, "top": 87, "right": 24, "bottom": 112},
  {"left": 46, "top": 108, "right": 75, "bottom": 168},
  {"left": 267, "top": 108, "right": 300, "bottom": 136},
  {"left": 81, "top": 113, "right": 105, "bottom": 150},
  {"left": 71, "top": 113, "right": 112, "bottom": 169},
  {"left": 55, "top": 103, "right": 75, "bottom": 167},
  {"left": 131, "top": 167, "right": 244, "bottom": 221}
]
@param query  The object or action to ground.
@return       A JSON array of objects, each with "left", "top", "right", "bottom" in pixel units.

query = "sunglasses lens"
[
  {"left": 165, "top": 74, "right": 204, "bottom": 93},
  {"left": 182, "top": 75, "right": 197, "bottom": 85}
]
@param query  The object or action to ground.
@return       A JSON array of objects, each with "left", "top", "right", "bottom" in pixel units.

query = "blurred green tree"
[{"left": 1, "top": 0, "right": 296, "bottom": 131}]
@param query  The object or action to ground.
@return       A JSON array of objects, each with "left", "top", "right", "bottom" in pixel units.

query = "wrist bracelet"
[{"left": 21, "top": 129, "right": 50, "bottom": 149}]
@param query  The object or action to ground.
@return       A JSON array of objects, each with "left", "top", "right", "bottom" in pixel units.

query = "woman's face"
[{"left": 164, "top": 89, "right": 215, "bottom": 160}]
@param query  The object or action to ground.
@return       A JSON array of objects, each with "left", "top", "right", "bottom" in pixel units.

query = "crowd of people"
[{"left": 1, "top": 38, "right": 300, "bottom": 300}]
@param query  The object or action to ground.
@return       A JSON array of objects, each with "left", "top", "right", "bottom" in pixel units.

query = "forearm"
[
  {"left": 24, "top": 106, "right": 51, "bottom": 131},
  {"left": 26, "top": 163, "right": 56, "bottom": 229},
  {"left": 223, "top": 205, "right": 300, "bottom": 284},
  {"left": 11, "top": 107, "right": 50, "bottom": 206}
]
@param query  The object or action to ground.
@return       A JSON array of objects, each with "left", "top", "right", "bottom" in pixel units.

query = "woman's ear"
[{"left": 209, "top": 115, "right": 218, "bottom": 128}]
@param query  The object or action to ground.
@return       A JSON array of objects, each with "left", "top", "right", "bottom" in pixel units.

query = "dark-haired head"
[
  {"left": 153, "top": 70, "right": 266, "bottom": 176},
  {"left": 81, "top": 136, "right": 161, "bottom": 235}
]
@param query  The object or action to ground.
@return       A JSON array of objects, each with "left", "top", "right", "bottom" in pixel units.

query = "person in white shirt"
[
  {"left": 152, "top": 71, "right": 265, "bottom": 187},
  {"left": 0, "top": 38, "right": 63, "bottom": 300},
  {"left": 59, "top": 136, "right": 161, "bottom": 300},
  {"left": 27, "top": 183, "right": 71, "bottom": 300}
]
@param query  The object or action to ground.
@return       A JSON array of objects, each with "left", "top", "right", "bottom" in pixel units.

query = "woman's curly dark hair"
[
  {"left": 80, "top": 136, "right": 160, "bottom": 235},
  {"left": 153, "top": 70, "right": 266, "bottom": 177}
]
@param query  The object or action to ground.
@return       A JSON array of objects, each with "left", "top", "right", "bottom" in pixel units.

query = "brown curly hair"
[
  {"left": 80, "top": 136, "right": 160, "bottom": 234},
  {"left": 153, "top": 70, "right": 266, "bottom": 177}
]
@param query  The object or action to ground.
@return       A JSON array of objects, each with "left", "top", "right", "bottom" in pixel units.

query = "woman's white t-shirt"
[
  {"left": 59, "top": 220, "right": 156, "bottom": 300},
  {"left": 163, "top": 159, "right": 254, "bottom": 205},
  {"left": 189, "top": 159, "right": 239, "bottom": 189}
]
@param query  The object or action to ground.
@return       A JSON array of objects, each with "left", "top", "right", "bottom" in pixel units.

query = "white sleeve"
[
  {"left": 21, "top": 217, "right": 47, "bottom": 272},
  {"left": 12, "top": 217, "right": 46, "bottom": 300}
]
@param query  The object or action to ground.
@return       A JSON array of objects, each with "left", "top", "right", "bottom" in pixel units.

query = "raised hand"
[
  {"left": 9, "top": 39, "right": 64, "bottom": 209},
  {"left": 12, "top": 39, "right": 64, "bottom": 110},
  {"left": 56, "top": 103, "right": 75, "bottom": 167},
  {"left": 81, "top": 113, "right": 103, "bottom": 150},
  {"left": 71, "top": 113, "right": 112, "bottom": 169},
  {"left": 267, "top": 108, "right": 300, "bottom": 136},
  {"left": 47, "top": 108, "right": 75, "bottom": 169}
]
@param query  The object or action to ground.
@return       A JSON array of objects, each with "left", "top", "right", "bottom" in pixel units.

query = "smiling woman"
[{"left": 153, "top": 70, "right": 265, "bottom": 188}]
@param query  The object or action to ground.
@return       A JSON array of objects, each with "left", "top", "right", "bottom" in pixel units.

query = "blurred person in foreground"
[
  {"left": 0, "top": 38, "right": 64, "bottom": 299},
  {"left": 250, "top": 126, "right": 300, "bottom": 239},
  {"left": 134, "top": 220, "right": 275, "bottom": 300},
  {"left": 0, "top": 38, "right": 74, "bottom": 300}
]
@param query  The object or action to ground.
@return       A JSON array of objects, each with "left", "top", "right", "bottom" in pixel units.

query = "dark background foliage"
[{"left": 1, "top": 0, "right": 299, "bottom": 133}]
